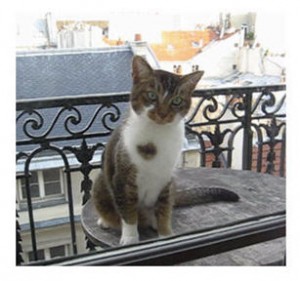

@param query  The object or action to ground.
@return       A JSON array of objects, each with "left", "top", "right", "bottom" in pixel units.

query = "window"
[
  {"left": 49, "top": 245, "right": 66, "bottom": 258},
  {"left": 28, "top": 249, "right": 45, "bottom": 262},
  {"left": 20, "top": 171, "right": 40, "bottom": 198},
  {"left": 43, "top": 169, "right": 62, "bottom": 196},
  {"left": 27, "top": 245, "right": 68, "bottom": 262},
  {"left": 19, "top": 168, "right": 64, "bottom": 201}
]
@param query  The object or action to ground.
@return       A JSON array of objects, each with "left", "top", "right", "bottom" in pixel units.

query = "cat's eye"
[
  {"left": 172, "top": 96, "right": 183, "bottom": 106},
  {"left": 147, "top": 92, "right": 157, "bottom": 101}
]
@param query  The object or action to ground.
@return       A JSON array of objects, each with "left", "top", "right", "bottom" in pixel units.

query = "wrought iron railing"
[{"left": 16, "top": 84, "right": 286, "bottom": 265}]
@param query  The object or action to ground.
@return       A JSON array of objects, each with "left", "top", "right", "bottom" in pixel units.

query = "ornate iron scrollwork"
[
  {"left": 186, "top": 86, "right": 286, "bottom": 173},
  {"left": 201, "top": 124, "right": 232, "bottom": 168},
  {"left": 259, "top": 118, "right": 286, "bottom": 174},
  {"left": 64, "top": 139, "right": 104, "bottom": 252},
  {"left": 64, "top": 139, "right": 104, "bottom": 205},
  {"left": 17, "top": 103, "right": 123, "bottom": 143}
]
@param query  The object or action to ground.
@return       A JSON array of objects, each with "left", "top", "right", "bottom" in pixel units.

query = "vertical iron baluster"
[
  {"left": 64, "top": 166, "right": 78, "bottom": 255},
  {"left": 266, "top": 146, "right": 276, "bottom": 174},
  {"left": 200, "top": 150, "right": 206, "bottom": 167},
  {"left": 280, "top": 128, "right": 286, "bottom": 177},
  {"left": 64, "top": 139, "right": 103, "bottom": 251},
  {"left": 23, "top": 170, "right": 38, "bottom": 261},
  {"left": 16, "top": 208, "right": 24, "bottom": 265},
  {"left": 85, "top": 237, "right": 97, "bottom": 252},
  {"left": 256, "top": 140, "right": 263, "bottom": 173},
  {"left": 64, "top": 139, "right": 102, "bottom": 204},
  {"left": 242, "top": 92, "right": 253, "bottom": 170},
  {"left": 198, "top": 136, "right": 207, "bottom": 167},
  {"left": 259, "top": 118, "right": 284, "bottom": 176}
]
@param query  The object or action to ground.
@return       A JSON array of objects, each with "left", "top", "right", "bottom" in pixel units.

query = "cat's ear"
[
  {"left": 179, "top": 71, "right": 204, "bottom": 93},
  {"left": 132, "top": 56, "right": 153, "bottom": 84}
]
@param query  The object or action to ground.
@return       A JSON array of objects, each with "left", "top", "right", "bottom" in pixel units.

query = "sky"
[
  {"left": 16, "top": 10, "right": 285, "bottom": 54},
  {"left": 16, "top": 11, "right": 220, "bottom": 43}
]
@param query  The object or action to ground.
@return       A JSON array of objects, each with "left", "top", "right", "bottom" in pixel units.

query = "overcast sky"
[{"left": 16, "top": 10, "right": 285, "bottom": 54}]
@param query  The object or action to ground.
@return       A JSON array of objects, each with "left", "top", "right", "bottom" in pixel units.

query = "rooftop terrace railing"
[{"left": 16, "top": 84, "right": 286, "bottom": 265}]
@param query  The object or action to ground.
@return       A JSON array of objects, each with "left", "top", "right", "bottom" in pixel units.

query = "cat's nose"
[{"left": 158, "top": 111, "right": 168, "bottom": 119}]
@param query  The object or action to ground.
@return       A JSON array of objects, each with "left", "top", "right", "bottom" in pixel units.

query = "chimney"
[{"left": 134, "top": 33, "right": 142, "bottom": 42}]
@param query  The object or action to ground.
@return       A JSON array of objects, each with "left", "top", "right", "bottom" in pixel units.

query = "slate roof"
[
  {"left": 16, "top": 45, "right": 162, "bottom": 161},
  {"left": 16, "top": 47, "right": 138, "bottom": 161},
  {"left": 16, "top": 47, "right": 134, "bottom": 100}
]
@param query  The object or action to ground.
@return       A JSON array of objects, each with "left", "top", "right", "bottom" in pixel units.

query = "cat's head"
[{"left": 130, "top": 56, "right": 204, "bottom": 125}]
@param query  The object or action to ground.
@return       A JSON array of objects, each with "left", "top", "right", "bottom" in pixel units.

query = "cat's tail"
[{"left": 174, "top": 187, "right": 239, "bottom": 208}]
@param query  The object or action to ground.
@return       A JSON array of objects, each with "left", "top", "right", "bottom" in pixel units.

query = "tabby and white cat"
[{"left": 92, "top": 56, "right": 238, "bottom": 245}]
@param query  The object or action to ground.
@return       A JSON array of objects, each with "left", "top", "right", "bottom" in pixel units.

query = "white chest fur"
[{"left": 123, "top": 109, "right": 184, "bottom": 207}]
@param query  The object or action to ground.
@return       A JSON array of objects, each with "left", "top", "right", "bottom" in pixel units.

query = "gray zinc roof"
[
  {"left": 16, "top": 44, "right": 160, "bottom": 161},
  {"left": 16, "top": 47, "right": 134, "bottom": 100}
]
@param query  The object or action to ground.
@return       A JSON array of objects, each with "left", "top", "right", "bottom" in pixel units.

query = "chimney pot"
[{"left": 134, "top": 33, "right": 142, "bottom": 41}]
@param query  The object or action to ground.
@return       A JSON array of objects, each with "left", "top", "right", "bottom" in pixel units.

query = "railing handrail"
[
  {"left": 28, "top": 211, "right": 286, "bottom": 266},
  {"left": 193, "top": 84, "right": 286, "bottom": 96},
  {"left": 16, "top": 91, "right": 131, "bottom": 111},
  {"left": 16, "top": 84, "right": 286, "bottom": 110}
]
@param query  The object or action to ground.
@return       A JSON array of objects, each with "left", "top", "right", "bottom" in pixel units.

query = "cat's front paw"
[
  {"left": 158, "top": 227, "right": 173, "bottom": 238},
  {"left": 159, "top": 232, "right": 173, "bottom": 239},
  {"left": 120, "top": 234, "right": 139, "bottom": 245}
]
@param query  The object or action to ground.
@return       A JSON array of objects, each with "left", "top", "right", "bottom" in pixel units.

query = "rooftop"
[
  {"left": 151, "top": 29, "right": 216, "bottom": 61},
  {"left": 16, "top": 47, "right": 134, "bottom": 100}
]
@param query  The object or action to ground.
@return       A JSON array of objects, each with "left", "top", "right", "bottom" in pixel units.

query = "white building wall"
[
  {"left": 57, "top": 23, "right": 107, "bottom": 49},
  {"left": 255, "top": 12, "right": 285, "bottom": 54},
  {"left": 191, "top": 32, "right": 240, "bottom": 78},
  {"left": 18, "top": 168, "right": 101, "bottom": 262}
]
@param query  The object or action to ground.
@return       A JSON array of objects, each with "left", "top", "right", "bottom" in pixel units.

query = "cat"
[{"left": 92, "top": 55, "right": 239, "bottom": 245}]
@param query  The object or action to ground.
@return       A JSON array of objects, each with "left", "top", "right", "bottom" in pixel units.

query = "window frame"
[
  {"left": 27, "top": 244, "right": 70, "bottom": 262},
  {"left": 17, "top": 168, "right": 65, "bottom": 204}
]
